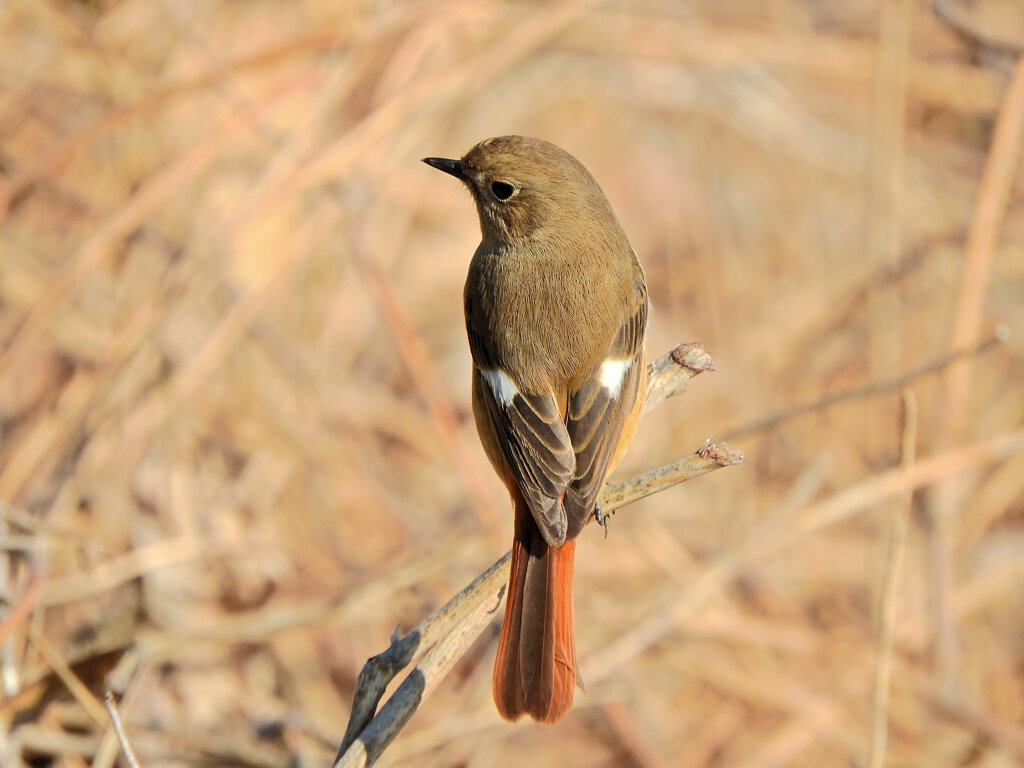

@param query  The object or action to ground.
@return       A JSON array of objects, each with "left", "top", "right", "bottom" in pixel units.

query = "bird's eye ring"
[{"left": 491, "top": 181, "right": 516, "bottom": 201}]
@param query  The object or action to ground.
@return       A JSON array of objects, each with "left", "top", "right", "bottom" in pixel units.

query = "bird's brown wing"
[{"left": 563, "top": 294, "right": 647, "bottom": 539}]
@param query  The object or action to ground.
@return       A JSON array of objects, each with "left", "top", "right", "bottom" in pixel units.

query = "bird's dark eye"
[{"left": 491, "top": 181, "right": 516, "bottom": 200}]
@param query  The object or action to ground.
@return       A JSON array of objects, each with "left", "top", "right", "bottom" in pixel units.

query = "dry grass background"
[{"left": 1, "top": 0, "right": 1023, "bottom": 766}]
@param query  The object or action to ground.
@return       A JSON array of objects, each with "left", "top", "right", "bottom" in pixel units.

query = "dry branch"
[{"left": 332, "top": 344, "right": 741, "bottom": 768}]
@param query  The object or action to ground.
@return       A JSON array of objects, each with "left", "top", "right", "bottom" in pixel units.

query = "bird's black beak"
[{"left": 422, "top": 156, "right": 465, "bottom": 180}]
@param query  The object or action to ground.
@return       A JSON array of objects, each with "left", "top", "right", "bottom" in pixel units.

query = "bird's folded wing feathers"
[
  {"left": 476, "top": 371, "right": 575, "bottom": 547},
  {"left": 564, "top": 297, "right": 648, "bottom": 538}
]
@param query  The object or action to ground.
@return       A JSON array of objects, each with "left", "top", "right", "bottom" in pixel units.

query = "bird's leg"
[{"left": 593, "top": 503, "right": 611, "bottom": 539}]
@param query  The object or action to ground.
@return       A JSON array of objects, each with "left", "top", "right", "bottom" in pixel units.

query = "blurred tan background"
[{"left": 2, "top": 0, "right": 1024, "bottom": 766}]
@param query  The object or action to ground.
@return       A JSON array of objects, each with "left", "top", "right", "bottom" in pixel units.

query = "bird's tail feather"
[{"left": 492, "top": 493, "right": 577, "bottom": 724}]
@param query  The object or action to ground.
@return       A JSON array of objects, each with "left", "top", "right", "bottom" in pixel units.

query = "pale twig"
[
  {"left": 103, "top": 692, "right": 141, "bottom": 768},
  {"left": 333, "top": 344, "right": 739, "bottom": 768},
  {"left": 93, "top": 647, "right": 147, "bottom": 768},
  {"left": 602, "top": 440, "right": 743, "bottom": 512},
  {"left": 642, "top": 342, "right": 716, "bottom": 412},
  {"left": 868, "top": 390, "right": 917, "bottom": 768}
]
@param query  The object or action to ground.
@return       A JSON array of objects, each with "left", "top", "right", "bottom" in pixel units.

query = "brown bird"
[{"left": 424, "top": 136, "right": 648, "bottom": 724}]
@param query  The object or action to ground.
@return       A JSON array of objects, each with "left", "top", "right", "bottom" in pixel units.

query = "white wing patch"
[
  {"left": 599, "top": 359, "right": 631, "bottom": 398},
  {"left": 481, "top": 368, "right": 519, "bottom": 406}
]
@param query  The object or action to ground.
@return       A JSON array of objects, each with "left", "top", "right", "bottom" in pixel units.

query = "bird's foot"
[{"left": 593, "top": 504, "right": 611, "bottom": 539}]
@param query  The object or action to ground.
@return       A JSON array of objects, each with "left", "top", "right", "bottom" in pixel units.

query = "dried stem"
[
  {"left": 332, "top": 344, "right": 740, "bottom": 768},
  {"left": 103, "top": 692, "right": 142, "bottom": 768},
  {"left": 868, "top": 390, "right": 918, "bottom": 768}
]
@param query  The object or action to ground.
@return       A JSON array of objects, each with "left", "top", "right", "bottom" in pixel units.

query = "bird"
[{"left": 423, "top": 135, "right": 648, "bottom": 724}]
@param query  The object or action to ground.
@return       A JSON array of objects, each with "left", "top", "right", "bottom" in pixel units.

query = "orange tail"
[{"left": 493, "top": 493, "right": 577, "bottom": 724}]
